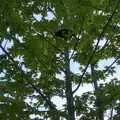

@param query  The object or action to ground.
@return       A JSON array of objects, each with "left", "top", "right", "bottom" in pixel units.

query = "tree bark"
[
  {"left": 64, "top": 49, "right": 75, "bottom": 120},
  {"left": 91, "top": 64, "right": 104, "bottom": 120}
]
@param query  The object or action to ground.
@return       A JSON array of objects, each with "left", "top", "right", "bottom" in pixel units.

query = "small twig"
[
  {"left": 69, "top": 34, "right": 82, "bottom": 61},
  {"left": 97, "top": 39, "right": 109, "bottom": 53},
  {"left": 104, "top": 56, "right": 120, "bottom": 73},
  {"left": 3, "top": 39, "right": 9, "bottom": 49}
]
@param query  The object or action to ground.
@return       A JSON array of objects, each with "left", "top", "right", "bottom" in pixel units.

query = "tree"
[{"left": 0, "top": 0, "right": 120, "bottom": 120}]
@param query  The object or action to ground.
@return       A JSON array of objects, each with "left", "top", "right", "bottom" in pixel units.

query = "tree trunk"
[
  {"left": 91, "top": 64, "right": 104, "bottom": 120},
  {"left": 64, "top": 49, "right": 75, "bottom": 120}
]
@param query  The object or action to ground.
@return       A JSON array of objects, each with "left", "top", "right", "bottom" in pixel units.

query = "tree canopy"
[{"left": 0, "top": 0, "right": 120, "bottom": 120}]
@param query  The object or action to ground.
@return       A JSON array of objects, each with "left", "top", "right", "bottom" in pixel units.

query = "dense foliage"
[{"left": 0, "top": 0, "right": 120, "bottom": 120}]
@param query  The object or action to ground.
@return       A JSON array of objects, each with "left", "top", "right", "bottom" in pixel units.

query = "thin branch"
[
  {"left": 0, "top": 39, "right": 15, "bottom": 63},
  {"left": 29, "top": 83, "right": 57, "bottom": 110},
  {"left": 104, "top": 56, "right": 120, "bottom": 73},
  {"left": 72, "top": 0, "right": 120, "bottom": 94},
  {"left": 69, "top": 17, "right": 85, "bottom": 61},
  {"left": 47, "top": 7, "right": 57, "bottom": 19},
  {"left": 97, "top": 39, "right": 109, "bottom": 53},
  {"left": 3, "top": 39, "right": 9, "bottom": 49},
  {"left": 109, "top": 104, "right": 114, "bottom": 120},
  {"left": 69, "top": 33, "right": 82, "bottom": 61}
]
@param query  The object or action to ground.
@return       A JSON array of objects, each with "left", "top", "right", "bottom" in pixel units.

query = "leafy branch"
[
  {"left": 0, "top": 39, "right": 59, "bottom": 113},
  {"left": 73, "top": 0, "right": 120, "bottom": 94}
]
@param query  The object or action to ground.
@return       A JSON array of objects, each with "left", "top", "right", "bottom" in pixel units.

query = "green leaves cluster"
[{"left": 0, "top": 0, "right": 120, "bottom": 119}]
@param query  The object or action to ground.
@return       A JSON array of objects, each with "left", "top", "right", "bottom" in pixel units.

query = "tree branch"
[
  {"left": 0, "top": 40, "right": 58, "bottom": 112},
  {"left": 104, "top": 56, "right": 120, "bottom": 73},
  {"left": 109, "top": 103, "right": 114, "bottom": 120},
  {"left": 72, "top": 0, "right": 120, "bottom": 94}
]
